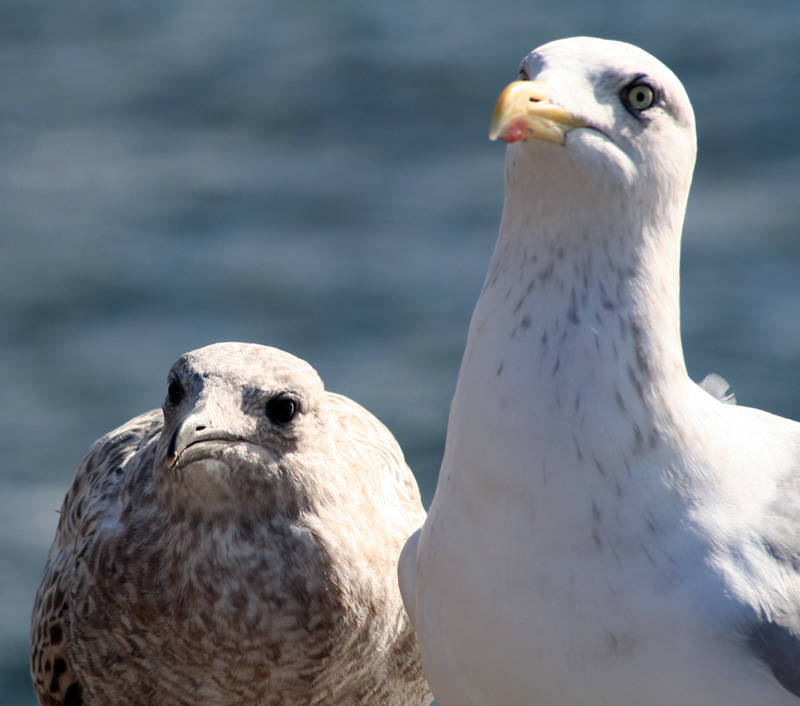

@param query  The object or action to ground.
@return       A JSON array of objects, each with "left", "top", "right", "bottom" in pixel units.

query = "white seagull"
[
  {"left": 32, "top": 342, "right": 432, "bottom": 706},
  {"left": 399, "top": 37, "right": 800, "bottom": 705}
]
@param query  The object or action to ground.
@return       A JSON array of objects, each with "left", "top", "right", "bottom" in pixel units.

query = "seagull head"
[
  {"left": 489, "top": 37, "right": 697, "bottom": 230},
  {"left": 153, "top": 342, "right": 335, "bottom": 518}
]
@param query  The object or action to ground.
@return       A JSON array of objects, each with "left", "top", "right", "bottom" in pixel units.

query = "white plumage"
[{"left": 400, "top": 37, "right": 800, "bottom": 705}]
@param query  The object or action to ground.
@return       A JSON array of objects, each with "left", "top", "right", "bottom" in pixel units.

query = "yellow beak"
[{"left": 489, "top": 80, "right": 586, "bottom": 144}]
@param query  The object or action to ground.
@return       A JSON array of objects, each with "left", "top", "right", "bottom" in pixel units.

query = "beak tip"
[
  {"left": 488, "top": 79, "right": 580, "bottom": 147},
  {"left": 489, "top": 116, "right": 529, "bottom": 144}
]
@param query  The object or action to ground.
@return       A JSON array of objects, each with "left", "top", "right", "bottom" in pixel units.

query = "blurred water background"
[{"left": 2, "top": 1, "right": 799, "bottom": 703}]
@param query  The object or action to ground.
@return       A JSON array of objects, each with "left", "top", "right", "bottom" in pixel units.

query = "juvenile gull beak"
[
  {"left": 165, "top": 411, "right": 241, "bottom": 468},
  {"left": 489, "top": 80, "right": 586, "bottom": 144}
]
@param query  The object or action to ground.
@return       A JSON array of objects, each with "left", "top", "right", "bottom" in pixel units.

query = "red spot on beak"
[{"left": 499, "top": 116, "right": 529, "bottom": 143}]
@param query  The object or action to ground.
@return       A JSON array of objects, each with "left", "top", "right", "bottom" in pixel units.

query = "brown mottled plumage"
[{"left": 31, "top": 342, "right": 432, "bottom": 706}]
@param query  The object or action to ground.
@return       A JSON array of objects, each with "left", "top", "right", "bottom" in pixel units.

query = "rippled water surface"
[{"left": 2, "top": 2, "right": 800, "bottom": 702}]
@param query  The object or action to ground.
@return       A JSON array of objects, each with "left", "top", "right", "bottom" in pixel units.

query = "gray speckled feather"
[{"left": 31, "top": 342, "right": 432, "bottom": 706}]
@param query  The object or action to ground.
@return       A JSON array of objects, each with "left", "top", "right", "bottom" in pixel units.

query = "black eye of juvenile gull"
[
  {"left": 166, "top": 378, "right": 184, "bottom": 406},
  {"left": 266, "top": 394, "right": 298, "bottom": 425},
  {"left": 623, "top": 81, "right": 656, "bottom": 113}
]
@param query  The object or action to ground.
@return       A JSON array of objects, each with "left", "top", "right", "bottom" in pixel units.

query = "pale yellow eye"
[{"left": 626, "top": 83, "right": 654, "bottom": 111}]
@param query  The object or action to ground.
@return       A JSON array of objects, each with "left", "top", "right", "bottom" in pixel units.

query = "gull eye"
[
  {"left": 517, "top": 66, "right": 529, "bottom": 81},
  {"left": 266, "top": 394, "right": 298, "bottom": 425},
  {"left": 166, "top": 377, "right": 184, "bottom": 406},
  {"left": 624, "top": 82, "right": 655, "bottom": 113}
]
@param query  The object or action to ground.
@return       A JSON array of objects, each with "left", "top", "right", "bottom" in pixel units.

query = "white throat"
[{"left": 444, "top": 139, "right": 692, "bottom": 502}]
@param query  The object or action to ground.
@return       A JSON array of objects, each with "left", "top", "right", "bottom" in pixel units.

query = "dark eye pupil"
[
  {"left": 167, "top": 379, "right": 183, "bottom": 405},
  {"left": 266, "top": 396, "right": 297, "bottom": 425}
]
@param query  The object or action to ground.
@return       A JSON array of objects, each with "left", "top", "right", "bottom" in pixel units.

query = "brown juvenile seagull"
[{"left": 31, "top": 342, "right": 432, "bottom": 706}]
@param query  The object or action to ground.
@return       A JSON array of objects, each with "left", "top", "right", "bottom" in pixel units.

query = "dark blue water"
[{"left": 2, "top": 1, "right": 799, "bottom": 703}]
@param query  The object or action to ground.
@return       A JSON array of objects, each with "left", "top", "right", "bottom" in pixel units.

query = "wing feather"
[{"left": 30, "top": 410, "right": 162, "bottom": 706}]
